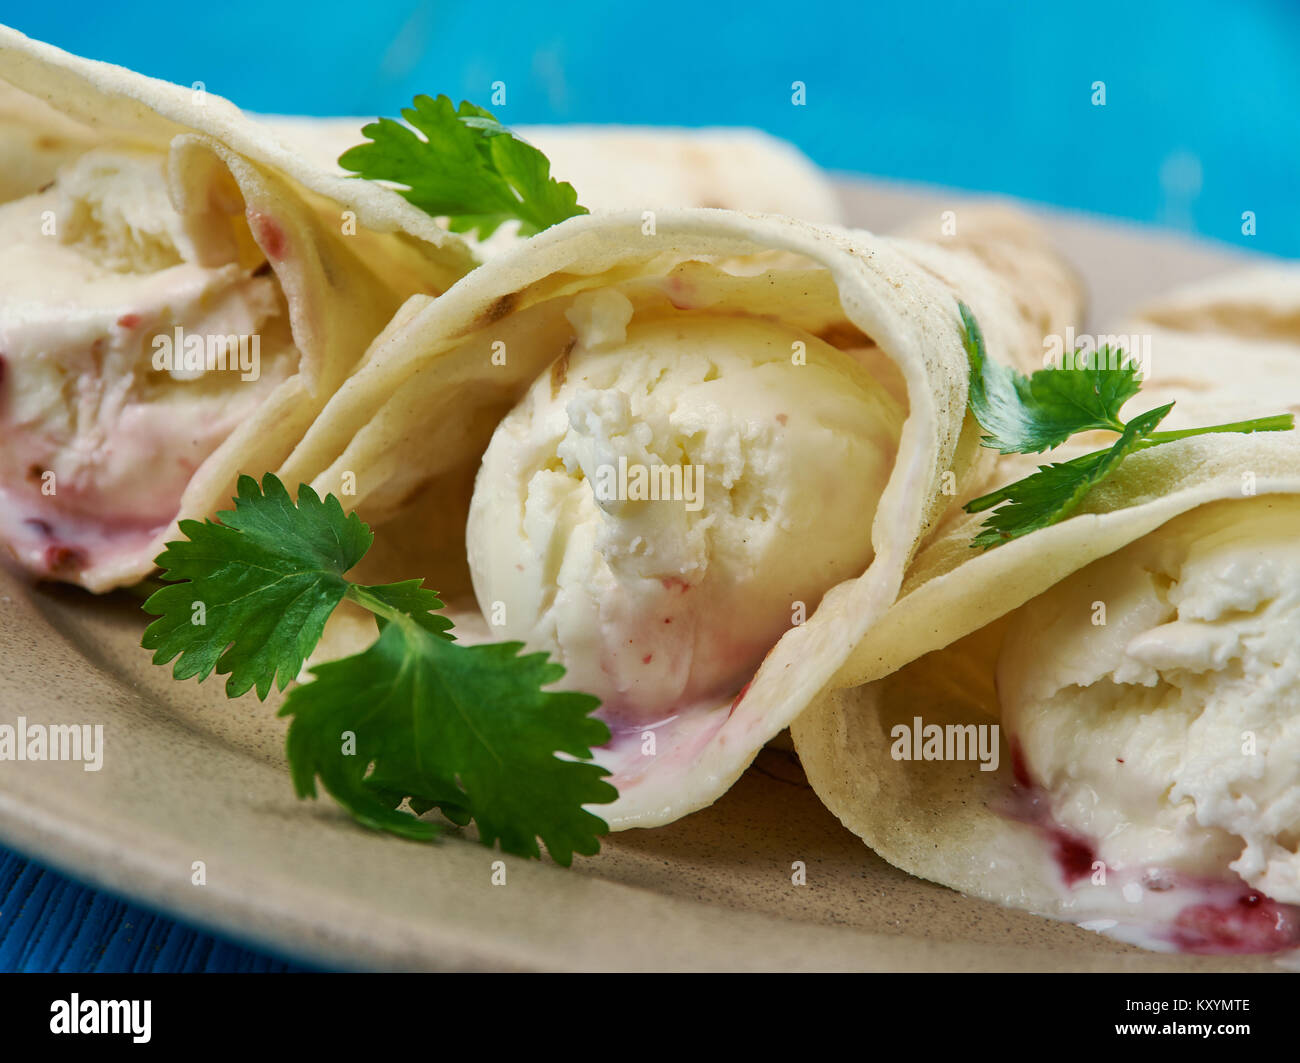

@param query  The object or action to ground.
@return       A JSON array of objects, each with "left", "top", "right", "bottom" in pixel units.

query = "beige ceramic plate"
[{"left": 0, "top": 178, "right": 1285, "bottom": 972}]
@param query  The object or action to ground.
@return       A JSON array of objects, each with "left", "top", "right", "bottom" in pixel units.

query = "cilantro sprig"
[
  {"left": 142, "top": 474, "right": 615, "bottom": 864},
  {"left": 339, "top": 94, "right": 588, "bottom": 240},
  {"left": 958, "top": 303, "right": 1294, "bottom": 549}
]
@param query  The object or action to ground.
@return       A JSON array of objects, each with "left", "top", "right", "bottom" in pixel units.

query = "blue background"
[
  {"left": 5, "top": 0, "right": 1299, "bottom": 255},
  {"left": 1, "top": 0, "right": 1296, "bottom": 972}
]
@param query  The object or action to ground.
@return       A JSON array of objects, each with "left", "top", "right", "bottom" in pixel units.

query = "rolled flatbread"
[
  {"left": 0, "top": 77, "right": 98, "bottom": 202},
  {"left": 270, "top": 204, "right": 1081, "bottom": 830},
  {"left": 0, "top": 26, "right": 474, "bottom": 591},
  {"left": 261, "top": 115, "right": 846, "bottom": 253},
  {"left": 1, "top": 68, "right": 844, "bottom": 231},
  {"left": 792, "top": 270, "right": 1300, "bottom": 954}
]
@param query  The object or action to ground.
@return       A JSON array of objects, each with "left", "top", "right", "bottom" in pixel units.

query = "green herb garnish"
[
  {"left": 142, "top": 474, "right": 615, "bottom": 864},
  {"left": 959, "top": 302, "right": 1294, "bottom": 549},
  {"left": 339, "top": 94, "right": 588, "bottom": 240}
]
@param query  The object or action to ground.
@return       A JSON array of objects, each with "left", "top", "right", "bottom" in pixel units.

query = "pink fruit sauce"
[
  {"left": 1170, "top": 885, "right": 1300, "bottom": 955},
  {"left": 1001, "top": 740, "right": 1300, "bottom": 955}
]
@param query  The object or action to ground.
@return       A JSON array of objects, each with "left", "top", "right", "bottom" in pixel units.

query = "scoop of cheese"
[
  {"left": 998, "top": 497, "right": 1300, "bottom": 902},
  {"left": 467, "top": 288, "right": 903, "bottom": 727},
  {"left": 0, "top": 148, "right": 296, "bottom": 576}
]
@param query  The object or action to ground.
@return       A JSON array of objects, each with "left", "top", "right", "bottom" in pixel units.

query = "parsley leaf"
[
  {"left": 961, "top": 302, "right": 1142, "bottom": 453},
  {"left": 339, "top": 95, "right": 588, "bottom": 240},
  {"left": 281, "top": 622, "right": 615, "bottom": 865},
  {"left": 958, "top": 302, "right": 1294, "bottom": 549},
  {"left": 142, "top": 474, "right": 615, "bottom": 861},
  {"left": 350, "top": 580, "right": 456, "bottom": 639},
  {"left": 142, "top": 475, "right": 371, "bottom": 698},
  {"left": 965, "top": 403, "right": 1172, "bottom": 548}
]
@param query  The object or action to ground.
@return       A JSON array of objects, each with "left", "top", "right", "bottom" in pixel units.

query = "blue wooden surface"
[
  {"left": 0, "top": 0, "right": 1295, "bottom": 972},
  {"left": 0, "top": 850, "right": 308, "bottom": 972}
]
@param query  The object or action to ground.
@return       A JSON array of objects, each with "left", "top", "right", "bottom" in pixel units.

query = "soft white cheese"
[
  {"left": 998, "top": 497, "right": 1300, "bottom": 902},
  {"left": 0, "top": 148, "right": 296, "bottom": 564},
  {"left": 467, "top": 288, "right": 904, "bottom": 727}
]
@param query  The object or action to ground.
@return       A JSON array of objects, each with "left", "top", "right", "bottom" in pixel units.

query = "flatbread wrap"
[
  {"left": 265, "top": 116, "right": 844, "bottom": 232},
  {"left": 0, "top": 26, "right": 475, "bottom": 591},
  {"left": 271, "top": 204, "right": 1082, "bottom": 829},
  {"left": 792, "top": 272, "right": 1300, "bottom": 954},
  {"left": 0, "top": 77, "right": 98, "bottom": 202}
]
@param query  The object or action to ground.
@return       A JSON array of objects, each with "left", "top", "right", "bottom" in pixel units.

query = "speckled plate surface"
[{"left": 0, "top": 178, "right": 1285, "bottom": 972}]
